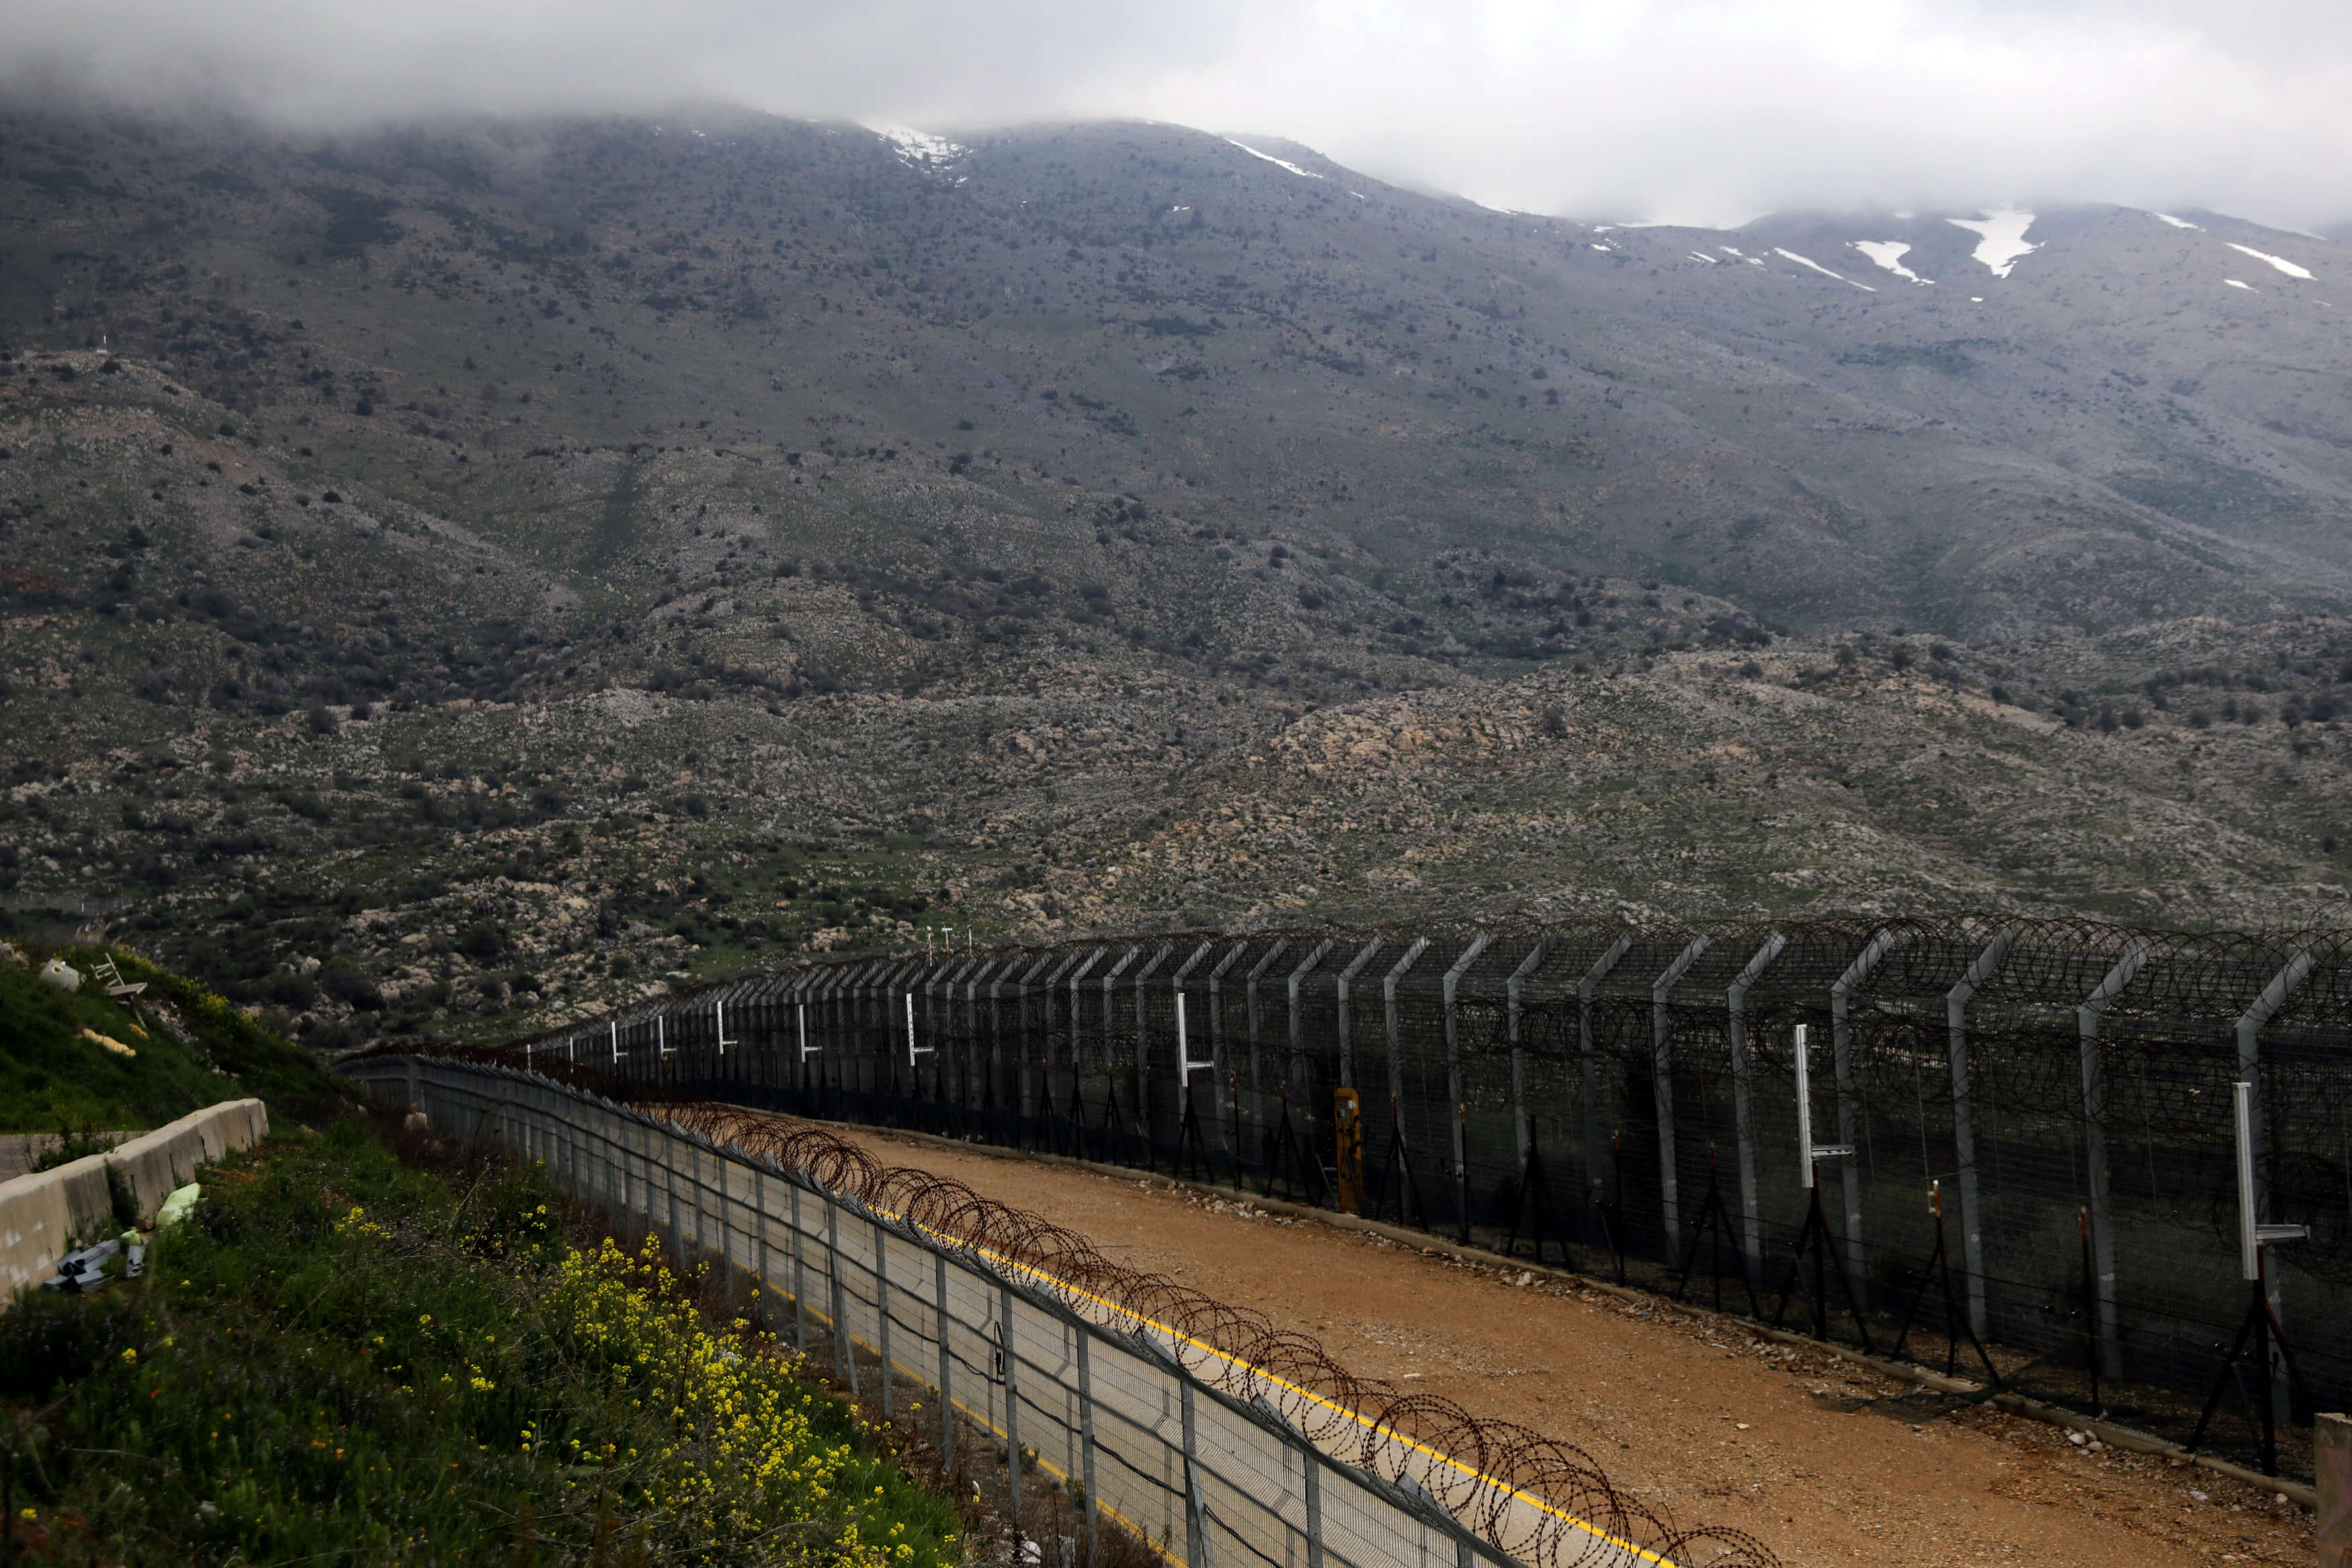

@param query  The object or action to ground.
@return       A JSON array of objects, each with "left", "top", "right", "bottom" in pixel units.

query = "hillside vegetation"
[
  {"left": 0, "top": 1117, "right": 960, "bottom": 1563},
  {"left": 0, "top": 940, "right": 341, "bottom": 1132},
  {"left": 1, "top": 107, "right": 2349, "bottom": 1045}
]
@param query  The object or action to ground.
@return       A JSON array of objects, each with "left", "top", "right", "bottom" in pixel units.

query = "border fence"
[
  {"left": 341, "top": 1055, "right": 1778, "bottom": 1568},
  {"left": 484, "top": 914, "right": 2352, "bottom": 1483}
]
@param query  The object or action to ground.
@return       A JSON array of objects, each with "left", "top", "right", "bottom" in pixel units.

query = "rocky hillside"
[{"left": 3, "top": 106, "right": 2350, "bottom": 1046}]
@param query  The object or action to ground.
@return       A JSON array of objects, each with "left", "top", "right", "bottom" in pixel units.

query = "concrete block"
[
  {"left": 0, "top": 1098, "right": 269, "bottom": 1305},
  {"left": 2322, "top": 1412, "right": 2351, "bottom": 1568}
]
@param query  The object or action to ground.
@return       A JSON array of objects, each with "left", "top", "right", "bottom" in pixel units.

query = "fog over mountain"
[{"left": 7, "top": 0, "right": 2352, "bottom": 230}]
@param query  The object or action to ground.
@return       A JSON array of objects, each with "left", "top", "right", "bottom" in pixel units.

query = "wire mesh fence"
[
  {"left": 479, "top": 914, "right": 2352, "bottom": 1485},
  {"left": 340, "top": 1055, "right": 1778, "bottom": 1568}
]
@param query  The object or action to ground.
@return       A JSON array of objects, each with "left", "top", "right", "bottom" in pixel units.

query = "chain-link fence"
[
  {"left": 341, "top": 1055, "right": 1769, "bottom": 1568},
  {"left": 491, "top": 914, "right": 2352, "bottom": 1485}
]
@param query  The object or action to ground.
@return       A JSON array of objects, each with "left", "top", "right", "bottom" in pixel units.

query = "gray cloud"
[{"left": 5, "top": 0, "right": 2349, "bottom": 230}]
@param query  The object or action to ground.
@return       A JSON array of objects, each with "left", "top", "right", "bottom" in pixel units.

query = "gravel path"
[{"left": 827, "top": 1125, "right": 2315, "bottom": 1568}]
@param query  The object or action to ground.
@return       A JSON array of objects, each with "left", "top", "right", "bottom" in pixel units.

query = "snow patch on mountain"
[
  {"left": 1948, "top": 210, "right": 2039, "bottom": 278},
  {"left": 2150, "top": 212, "right": 2203, "bottom": 230},
  {"left": 871, "top": 126, "right": 967, "bottom": 169},
  {"left": 1224, "top": 138, "right": 1325, "bottom": 180},
  {"left": 2226, "top": 243, "right": 2315, "bottom": 280},
  {"left": 1774, "top": 249, "right": 1876, "bottom": 291},
  {"left": 2226, "top": 279, "right": 2255, "bottom": 291},
  {"left": 1851, "top": 241, "right": 1930, "bottom": 284}
]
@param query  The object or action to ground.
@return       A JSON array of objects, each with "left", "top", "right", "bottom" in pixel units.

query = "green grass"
[
  {"left": 0, "top": 943, "right": 345, "bottom": 1134},
  {"left": 0, "top": 1120, "right": 961, "bottom": 1565}
]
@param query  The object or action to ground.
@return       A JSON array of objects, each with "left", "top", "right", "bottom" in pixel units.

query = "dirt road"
[{"left": 824, "top": 1125, "right": 2312, "bottom": 1568}]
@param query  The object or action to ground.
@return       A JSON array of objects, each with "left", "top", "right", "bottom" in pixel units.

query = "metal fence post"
[
  {"left": 2078, "top": 940, "right": 2152, "bottom": 1384},
  {"left": 2240, "top": 948, "right": 2316, "bottom": 1418},
  {"left": 1000, "top": 1282, "right": 1023, "bottom": 1544},
  {"left": 1726, "top": 932, "right": 1786, "bottom": 1272},
  {"left": 827, "top": 1194, "right": 854, "bottom": 1391},
  {"left": 1077, "top": 1325, "right": 1099, "bottom": 1565},
  {"left": 936, "top": 1252, "right": 954, "bottom": 1469},
  {"left": 1829, "top": 928, "right": 1897, "bottom": 1310},
  {"left": 1300, "top": 1427, "right": 1323, "bottom": 1568},
  {"left": 792, "top": 1182, "right": 808, "bottom": 1352},
  {"left": 1335, "top": 937, "right": 1383, "bottom": 1096},
  {"left": 755, "top": 1165, "right": 771, "bottom": 1325},
  {"left": 1179, "top": 1375, "right": 1207, "bottom": 1568},
  {"left": 1651, "top": 937, "right": 1711, "bottom": 1264},
  {"left": 1441, "top": 934, "right": 1490, "bottom": 1244},
  {"left": 716, "top": 1150, "right": 731, "bottom": 1276},
  {"left": 659, "top": 1119, "right": 680, "bottom": 1259},
  {"left": 876, "top": 1219, "right": 894, "bottom": 1420},
  {"left": 693, "top": 1134, "right": 710, "bottom": 1261},
  {"left": 1579, "top": 937, "right": 1631, "bottom": 1217},
  {"left": 1946, "top": 931, "right": 2013, "bottom": 1340}
]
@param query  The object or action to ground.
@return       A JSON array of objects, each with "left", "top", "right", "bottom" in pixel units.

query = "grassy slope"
[
  {"left": 0, "top": 941, "right": 342, "bottom": 1133},
  {"left": 0, "top": 1120, "right": 960, "bottom": 1564}
]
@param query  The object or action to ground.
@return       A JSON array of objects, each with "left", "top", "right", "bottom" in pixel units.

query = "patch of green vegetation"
[
  {"left": 0, "top": 943, "right": 341, "bottom": 1133},
  {"left": 0, "top": 1120, "right": 960, "bottom": 1565}
]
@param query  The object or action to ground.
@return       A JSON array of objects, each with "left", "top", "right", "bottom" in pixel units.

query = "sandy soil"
[{"left": 813, "top": 1124, "right": 2314, "bottom": 1568}]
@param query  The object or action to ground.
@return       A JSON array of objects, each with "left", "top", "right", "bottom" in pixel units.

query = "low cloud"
[{"left": 5, "top": 0, "right": 2349, "bottom": 230}]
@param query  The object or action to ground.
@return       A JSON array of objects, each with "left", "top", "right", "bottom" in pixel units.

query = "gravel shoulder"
[{"left": 827, "top": 1125, "right": 2316, "bottom": 1568}]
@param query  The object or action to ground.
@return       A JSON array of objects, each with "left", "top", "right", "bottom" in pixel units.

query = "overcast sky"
[{"left": 7, "top": 0, "right": 2351, "bottom": 230}]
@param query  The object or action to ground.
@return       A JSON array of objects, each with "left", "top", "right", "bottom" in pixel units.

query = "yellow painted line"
[{"left": 868, "top": 1196, "right": 1673, "bottom": 1567}]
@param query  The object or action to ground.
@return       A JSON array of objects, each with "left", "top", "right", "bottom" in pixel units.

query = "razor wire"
[
  {"left": 416, "top": 908, "right": 2352, "bottom": 1477},
  {"left": 343, "top": 1053, "right": 1781, "bottom": 1568}
]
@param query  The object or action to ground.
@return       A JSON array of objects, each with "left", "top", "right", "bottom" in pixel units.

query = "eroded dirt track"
[{"left": 807, "top": 1124, "right": 2312, "bottom": 1568}]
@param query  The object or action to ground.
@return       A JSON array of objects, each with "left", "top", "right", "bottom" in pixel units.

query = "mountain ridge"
[{"left": 4, "top": 103, "right": 2351, "bottom": 1045}]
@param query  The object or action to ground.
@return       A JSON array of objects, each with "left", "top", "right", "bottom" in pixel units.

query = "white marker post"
[
  {"left": 2239, "top": 1079, "right": 2308, "bottom": 1278},
  {"left": 1793, "top": 1023, "right": 1853, "bottom": 1186},
  {"left": 907, "top": 992, "right": 931, "bottom": 1068}
]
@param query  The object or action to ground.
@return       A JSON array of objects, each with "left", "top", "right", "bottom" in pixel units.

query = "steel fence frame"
[
  {"left": 342, "top": 1055, "right": 1749, "bottom": 1568},
  {"left": 490, "top": 914, "right": 2352, "bottom": 1483}
]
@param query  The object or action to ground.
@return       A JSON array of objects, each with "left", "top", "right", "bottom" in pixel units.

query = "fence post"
[
  {"left": 2238, "top": 948, "right": 2316, "bottom": 1420},
  {"left": 1441, "top": 934, "right": 1490, "bottom": 1244},
  {"left": 876, "top": 1219, "right": 894, "bottom": 1420},
  {"left": 693, "top": 1133, "right": 710, "bottom": 1261},
  {"left": 1577, "top": 937, "right": 1632, "bottom": 1217},
  {"left": 664, "top": 1121, "right": 683, "bottom": 1261},
  {"left": 716, "top": 1150, "right": 731, "bottom": 1277},
  {"left": 936, "top": 1252, "right": 955, "bottom": 1469},
  {"left": 2078, "top": 939, "right": 2152, "bottom": 1384},
  {"left": 792, "top": 1182, "right": 808, "bottom": 1352},
  {"left": 827, "top": 1194, "right": 853, "bottom": 1392},
  {"left": 1726, "top": 932, "right": 1786, "bottom": 1272},
  {"left": 1000, "top": 1282, "right": 1023, "bottom": 1547},
  {"left": 1650, "top": 937, "right": 1711, "bottom": 1265},
  {"left": 1179, "top": 1375, "right": 1206, "bottom": 1568},
  {"left": 1335, "top": 937, "right": 1384, "bottom": 1096},
  {"left": 1829, "top": 928, "right": 1897, "bottom": 1310},
  {"left": 755, "top": 1165, "right": 771, "bottom": 1326},
  {"left": 1077, "top": 1325, "right": 1099, "bottom": 1566},
  {"left": 1946, "top": 930, "right": 2013, "bottom": 1340},
  {"left": 1292, "top": 1423, "right": 1324, "bottom": 1568}
]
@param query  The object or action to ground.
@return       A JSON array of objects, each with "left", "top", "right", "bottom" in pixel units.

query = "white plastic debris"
[
  {"left": 38, "top": 957, "right": 83, "bottom": 992},
  {"left": 155, "top": 1182, "right": 202, "bottom": 1231}
]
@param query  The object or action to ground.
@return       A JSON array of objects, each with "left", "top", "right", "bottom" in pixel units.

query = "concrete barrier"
[{"left": 0, "top": 1099, "right": 269, "bottom": 1299}]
